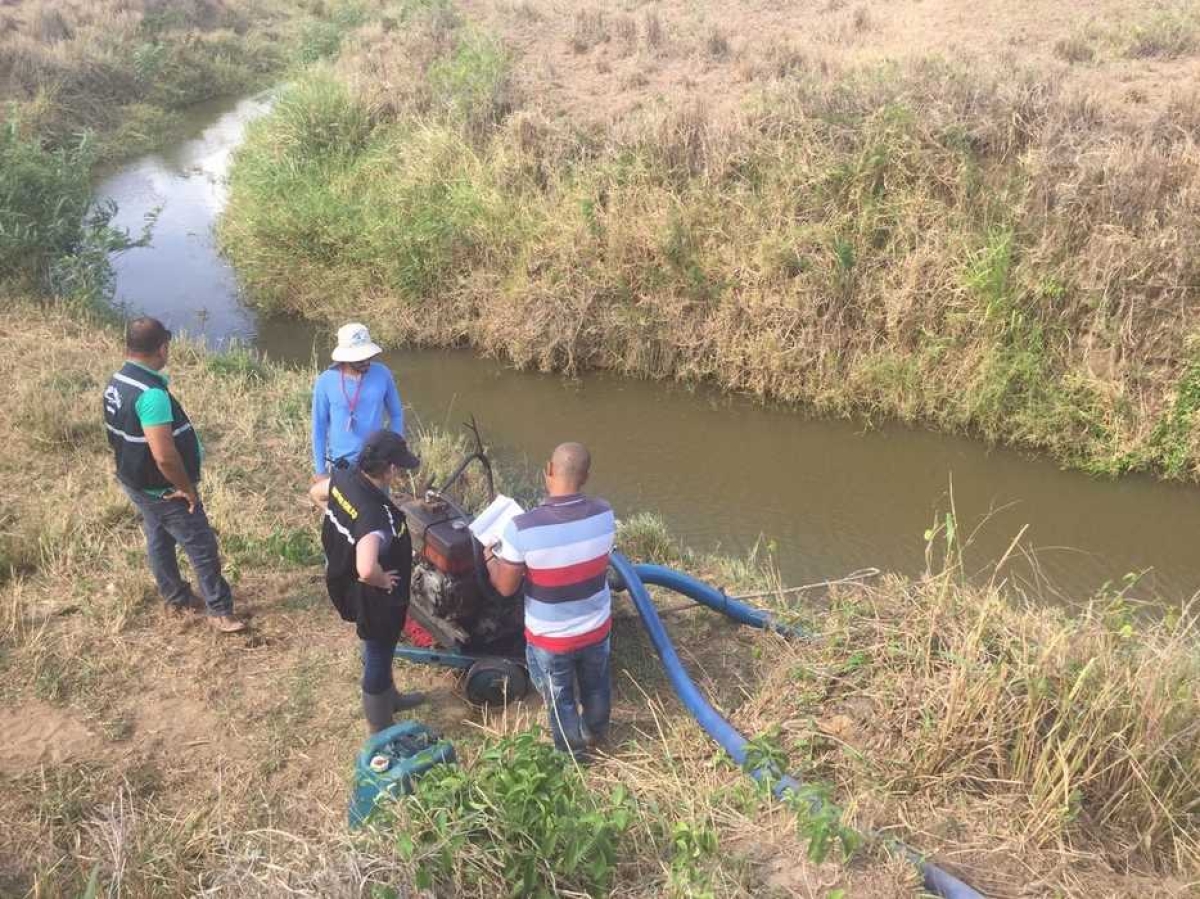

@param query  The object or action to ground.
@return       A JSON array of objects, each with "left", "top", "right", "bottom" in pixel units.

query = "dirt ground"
[{"left": 1, "top": 554, "right": 915, "bottom": 896}]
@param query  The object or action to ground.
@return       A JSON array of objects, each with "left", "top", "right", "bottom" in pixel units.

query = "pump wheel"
[{"left": 465, "top": 657, "right": 530, "bottom": 706}]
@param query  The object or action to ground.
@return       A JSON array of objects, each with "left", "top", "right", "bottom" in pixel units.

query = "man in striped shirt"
[{"left": 485, "top": 442, "right": 616, "bottom": 755}]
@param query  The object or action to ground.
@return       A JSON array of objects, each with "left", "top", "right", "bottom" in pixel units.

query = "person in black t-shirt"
[{"left": 321, "top": 430, "right": 426, "bottom": 733}]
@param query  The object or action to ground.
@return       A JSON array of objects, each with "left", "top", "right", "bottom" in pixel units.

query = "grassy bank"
[
  {"left": 219, "top": 0, "right": 1200, "bottom": 482},
  {"left": 0, "top": 297, "right": 1196, "bottom": 896},
  {"left": 1, "top": 0, "right": 384, "bottom": 297},
  {"left": 0, "top": 0, "right": 379, "bottom": 162}
]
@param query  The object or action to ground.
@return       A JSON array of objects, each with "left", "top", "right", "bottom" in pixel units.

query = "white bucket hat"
[{"left": 331, "top": 322, "right": 383, "bottom": 363}]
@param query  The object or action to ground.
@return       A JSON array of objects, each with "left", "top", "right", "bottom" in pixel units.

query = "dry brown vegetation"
[
  {"left": 0, "top": 298, "right": 1196, "bottom": 897},
  {"left": 0, "top": 298, "right": 910, "bottom": 897},
  {"left": 0, "top": 0, "right": 343, "bottom": 157},
  {"left": 222, "top": 0, "right": 1200, "bottom": 482},
  {"left": 457, "top": 0, "right": 1200, "bottom": 127}
]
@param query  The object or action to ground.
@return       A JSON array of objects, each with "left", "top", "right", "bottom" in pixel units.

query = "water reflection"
[{"left": 96, "top": 93, "right": 272, "bottom": 343}]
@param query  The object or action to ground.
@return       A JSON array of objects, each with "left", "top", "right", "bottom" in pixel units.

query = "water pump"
[{"left": 396, "top": 419, "right": 529, "bottom": 703}]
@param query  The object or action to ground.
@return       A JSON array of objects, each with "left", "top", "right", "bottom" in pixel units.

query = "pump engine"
[{"left": 399, "top": 421, "right": 525, "bottom": 662}]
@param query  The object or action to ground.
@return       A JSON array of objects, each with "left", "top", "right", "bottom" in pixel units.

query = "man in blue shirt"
[{"left": 310, "top": 323, "right": 405, "bottom": 507}]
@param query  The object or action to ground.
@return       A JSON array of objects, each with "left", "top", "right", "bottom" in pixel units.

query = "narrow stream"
[{"left": 98, "top": 93, "right": 1200, "bottom": 603}]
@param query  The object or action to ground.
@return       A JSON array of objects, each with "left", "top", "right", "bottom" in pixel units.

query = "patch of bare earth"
[{"left": 0, "top": 701, "right": 96, "bottom": 775}]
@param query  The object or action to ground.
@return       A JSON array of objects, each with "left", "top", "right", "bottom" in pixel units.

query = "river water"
[{"left": 96, "top": 94, "right": 1200, "bottom": 603}]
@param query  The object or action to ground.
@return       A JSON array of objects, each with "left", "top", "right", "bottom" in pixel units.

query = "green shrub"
[
  {"left": 427, "top": 28, "right": 514, "bottom": 137},
  {"left": 0, "top": 121, "right": 94, "bottom": 286},
  {"left": 206, "top": 347, "right": 270, "bottom": 383},
  {"left": 391, "top": 730, "right": 633, "bottom": 896},
  {"left": 299, "top": 2, "right": 369, "bottom": 63}
]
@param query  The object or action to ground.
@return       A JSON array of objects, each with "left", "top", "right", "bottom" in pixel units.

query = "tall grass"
[
  {"left": 0, "top": 0, "right": 378, "bottom": 161},
  {"left": 785, "top": 573, "right": 1200, "bottom": 870},
  {"left": 221, "top": 4, "right": 1200, "bottom": 482},
  {"left": 221, "top": 68, "right": 528, "bottom": 316},
  {"left": 0, "top": 297, "right": 1196, "bottom": 894},
  {"left": 0, "top": 120, "right": 94, "bottom": 286}
]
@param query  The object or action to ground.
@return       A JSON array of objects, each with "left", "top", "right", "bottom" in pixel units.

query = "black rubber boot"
[
  {"left": 362, "top": 689, "right": 395, "bottom": 735},
  {"left": 390, "top": 686, "right": 427, "bottom": 712}
]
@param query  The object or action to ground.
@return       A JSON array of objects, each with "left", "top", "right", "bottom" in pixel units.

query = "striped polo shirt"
[{"left": 497, "top": 493, "right": 616, "bottom": 652}]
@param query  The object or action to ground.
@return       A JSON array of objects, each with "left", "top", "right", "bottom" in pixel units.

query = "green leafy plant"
[
  {"left": 1, "top": 120, "right": 152, "bottom": 302},
  {"left": 742, "top": 729, "right": 789, "bottom": 783},
  {"left": 390, "top": 730, "right": 633, "bottom": 897},
  {"left": 666, "top": 820, "right": 719, "bottom": 898},
  {"left": 784, "top": 782, "right": 862, "bottom": 864},
  {"left": 223, "top": 528, "right": 323, "bottom": 568}
]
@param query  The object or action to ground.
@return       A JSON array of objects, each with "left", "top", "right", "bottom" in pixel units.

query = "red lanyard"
[{"left": 340, "top": 369, "right": 365, "bottom": 427}]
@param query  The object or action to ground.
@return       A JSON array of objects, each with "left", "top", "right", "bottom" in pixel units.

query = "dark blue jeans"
[
  {"left": 122, "top": 485, "right": 233, "bottom": 616},
  {"left": 362, "top": 638, "right": 397, "bottom": 695},
  {"left": 526, "top": 637, "right": 611, "bottom": 753}
]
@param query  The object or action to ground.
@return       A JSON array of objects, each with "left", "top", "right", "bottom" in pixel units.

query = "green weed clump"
[
  {"left": 298, "top": 1, "right": 369, "bottom": 63},
  {"left": 1124, "top": 5, "right": 1200, "bottom": 58},
  {"left": 387, "top": 730, "right": 633, "bottom": 896},
  {"left": 1146, "top": 356, "right": 1200, "bottom": 479},
  {"left": 0, "top": 122, "right": 94, "bottom": 286}
]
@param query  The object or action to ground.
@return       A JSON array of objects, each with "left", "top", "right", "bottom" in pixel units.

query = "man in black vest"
[{"left": 104, "top": 317, "right": 245, "bottom": 633}]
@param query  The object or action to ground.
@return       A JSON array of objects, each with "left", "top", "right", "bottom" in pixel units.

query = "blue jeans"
[
  {"left": 122, "top": 485, "right": 233, "bottom": 616},
  {"left": 526, "top": 637, "right": 611, "bottom": 753},
  {"left": 362, "top": 638, "right": 397, "bottom": 695}
]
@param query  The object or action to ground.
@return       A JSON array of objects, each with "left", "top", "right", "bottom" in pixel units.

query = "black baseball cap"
[{"left": 361, "top": 430, "right": 421, "bottom": 470}]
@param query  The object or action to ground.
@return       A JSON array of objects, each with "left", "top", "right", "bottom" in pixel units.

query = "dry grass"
[
  {"left": 0, "top": 0, "right": 351, "bottom": 159},
  {"left": 0, "top": 298, "right": 1196, "bottom": 895},
  {"left": 223, "top": 0, "right": 1200, "bottom": 480},
  {"left": 1054, "top": 31, "right": 1098, "bottom": 64},
  {"left": 570, "top": 7, "right": 607, "bottom": 54}
]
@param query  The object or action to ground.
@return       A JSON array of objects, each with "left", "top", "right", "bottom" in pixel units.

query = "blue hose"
[
  {"left": 610, "top": 553, "right": 985, "bottom": 899},
  {"left": 632, "top": 563, "right": 811, "bottom": 638}
]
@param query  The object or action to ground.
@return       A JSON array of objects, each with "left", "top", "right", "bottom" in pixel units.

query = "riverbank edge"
[
  {"left": 0, "top": 0, "right": 377, "bottom": 166},
  {"left": 0, "top": 294, "right": 1195, "bottom": 896},
  {"left": 218, "top": 0, "right": 1200, "bottom": 486}
]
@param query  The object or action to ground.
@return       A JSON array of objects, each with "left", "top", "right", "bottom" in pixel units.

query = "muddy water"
[
  {"left": 99, "top": 94, "right": 1200, "bottom": 602},
  {"left": 95, "top": 93, "right": 272, "bottom": 343}
]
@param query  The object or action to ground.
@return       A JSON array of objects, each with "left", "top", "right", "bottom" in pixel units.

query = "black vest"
[
  {"left": 103, "top": 362, "right": 202, "bottom": 491},
  {"left": 321, "top": 467, "right": 411, "bottom": 642}
]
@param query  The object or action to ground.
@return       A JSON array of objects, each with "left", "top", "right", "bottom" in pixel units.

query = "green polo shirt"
[{"left": 128, "top": 361, "right": 202, "bottom": 497}]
